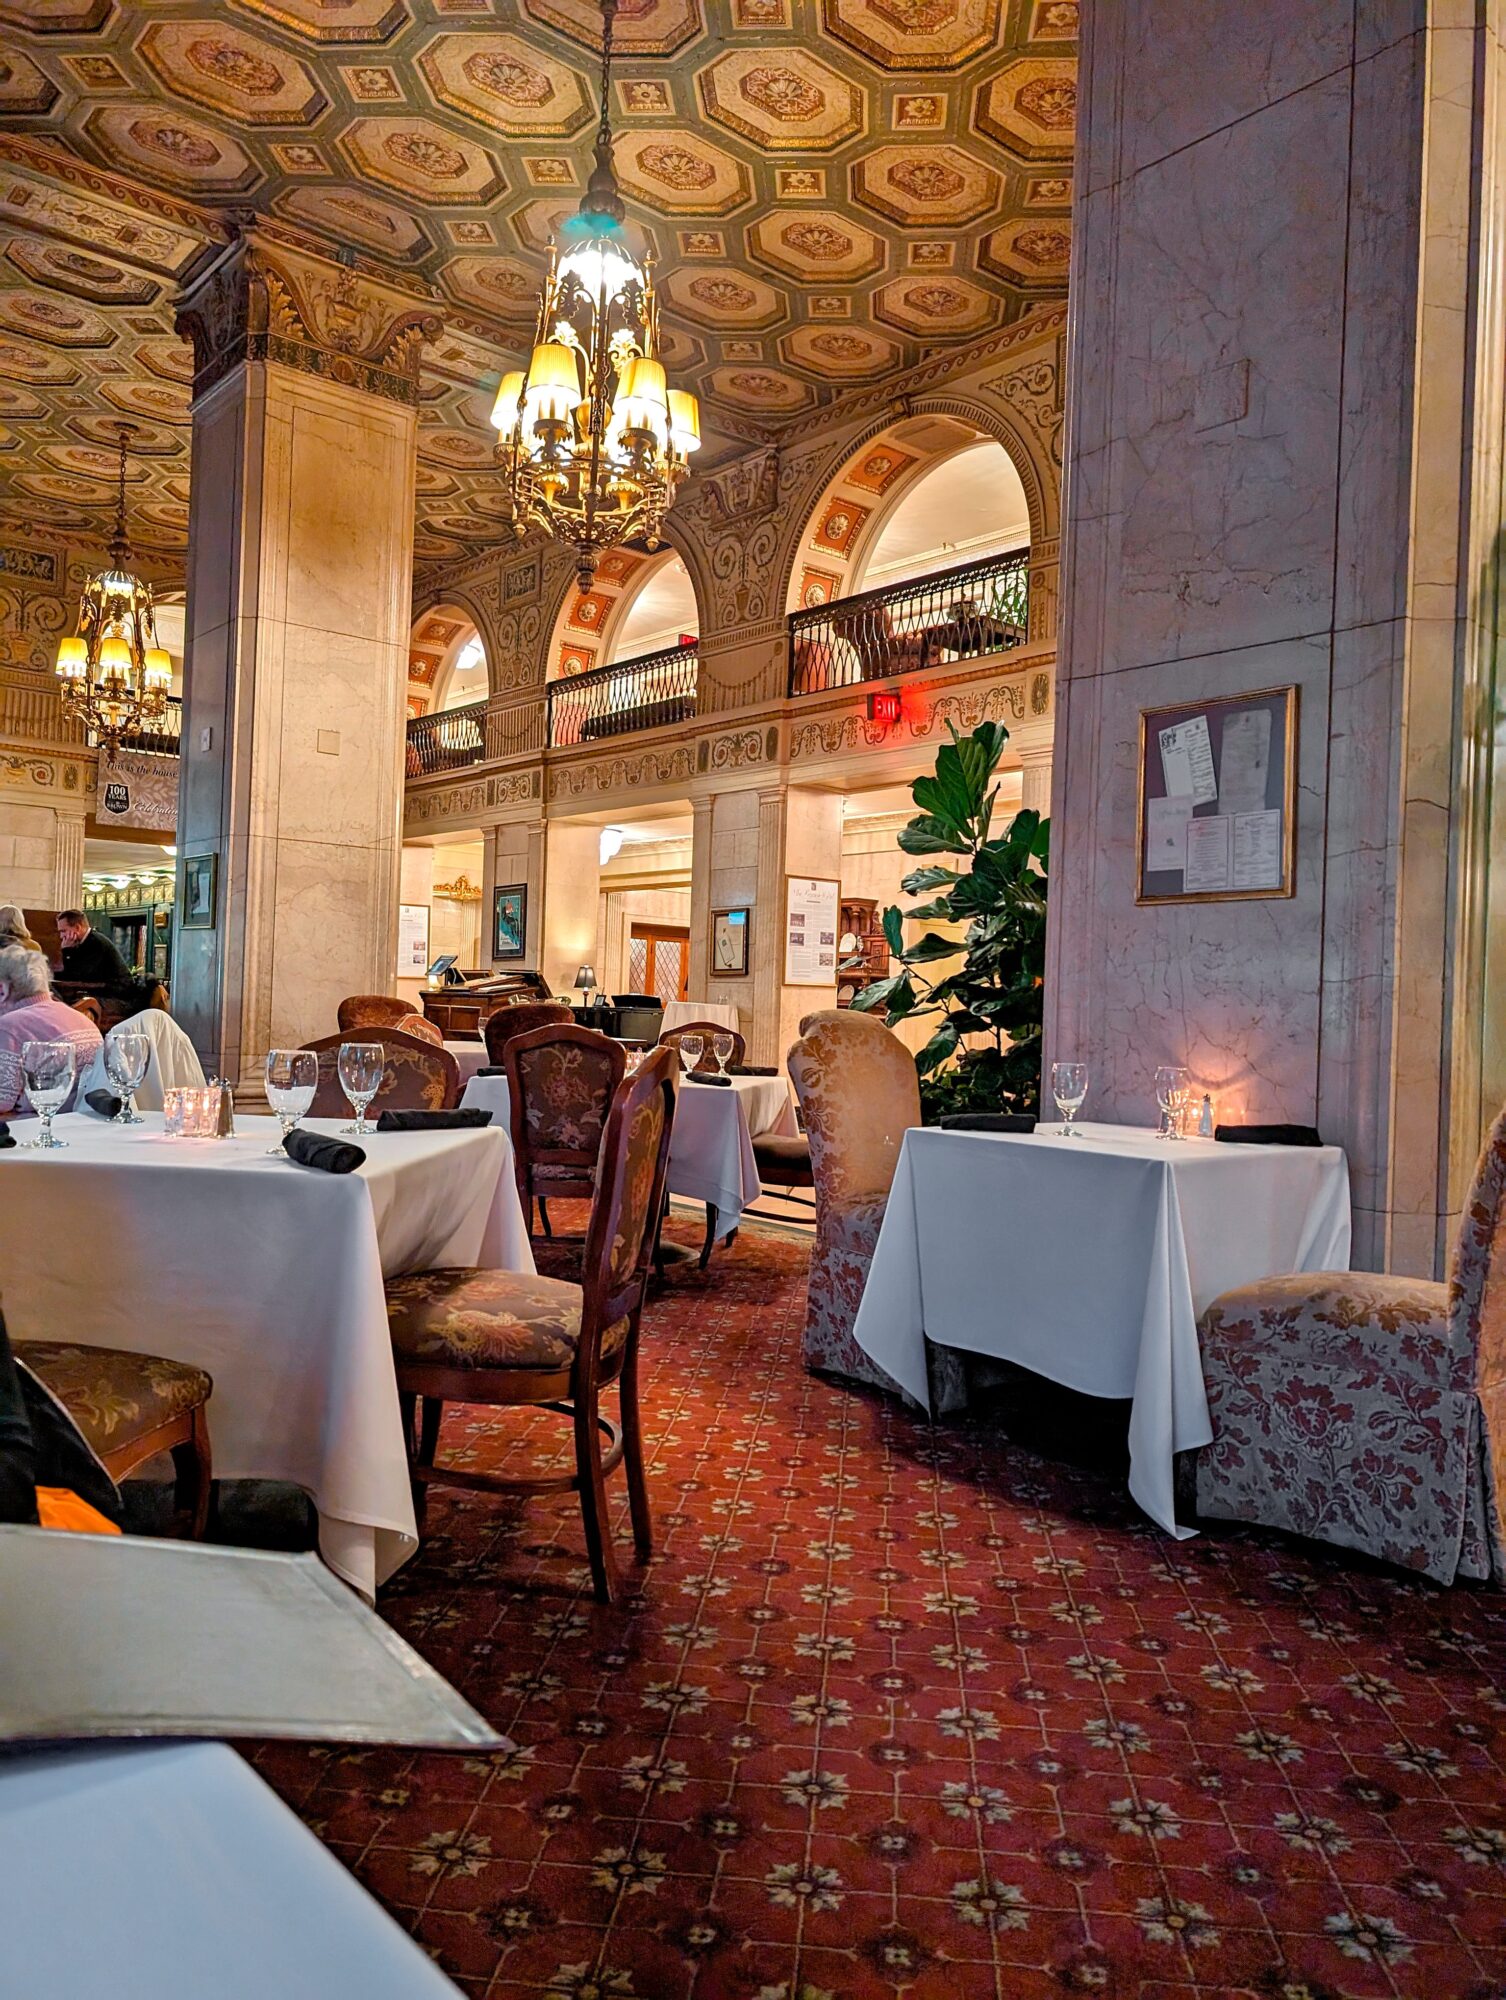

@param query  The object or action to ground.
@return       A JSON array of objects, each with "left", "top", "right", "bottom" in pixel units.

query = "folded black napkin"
[
  {"left": 730, "top": 1064, "right": 777, "bottom": 1077},
  {"left": 84, "top": 1089, "right": 122, "bottom": 1120},
  {"left": 375, "top": 1108, "right": 492, "bottom": 1132},
  {"left": 283, "top": 1128, "right": 365, "bottom": 1173},
  {"left": 0, "top": 1121, "right": 12, "bottom": 1152},
  {"left": 1214, "top": 1123, "right": 1322, "bottom": 1148},
  {"left": 685, "top": 1072, "right": 732, "bottom": 1087},
  {"left": 477, "top": 1064, "right": 506, "bottom": 1076},
  {"left": 939, "top": 1112, "right": 1037, "bottom": 1133}
]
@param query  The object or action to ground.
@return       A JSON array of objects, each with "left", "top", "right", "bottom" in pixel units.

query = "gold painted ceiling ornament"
[
  {"left": 490, "top": 0, "right": 700, "bottom": 589},
  {"left": 54, "top": 420, "right": 172, "bottom": 763}
]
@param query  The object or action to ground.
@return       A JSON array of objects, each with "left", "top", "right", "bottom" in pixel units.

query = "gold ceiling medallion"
[
  {"left": 54, "top": 421, "right": 172, "bottom": 763},
  {"left": 490, "top": 0, "right": 700, "bottom": 589}
]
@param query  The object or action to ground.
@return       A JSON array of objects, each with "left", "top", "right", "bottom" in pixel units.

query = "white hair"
[{"left": 0, "top": 941, "right": 49, "bottom": 1001}]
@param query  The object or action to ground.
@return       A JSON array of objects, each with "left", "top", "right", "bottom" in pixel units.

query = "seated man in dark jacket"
[{"left": 56, "top": 909, "right": 132, "bottom": 987}]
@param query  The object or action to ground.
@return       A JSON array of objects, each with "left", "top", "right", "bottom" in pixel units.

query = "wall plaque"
[{"left": 1136, "top": 686, "right": 1296, "bottom": 904}]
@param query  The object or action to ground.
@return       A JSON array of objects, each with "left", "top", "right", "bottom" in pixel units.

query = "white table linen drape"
[
  {"left": 443, "top": 1039, "right": 488, "bottom": 1084},
  {"left": 662, "top": 999, "right": 743, "bottom": 1035}
]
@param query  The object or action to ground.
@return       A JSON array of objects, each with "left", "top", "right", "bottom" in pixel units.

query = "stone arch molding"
[{"left": 407, "top": 601, "right": 483, "bottom": 718}]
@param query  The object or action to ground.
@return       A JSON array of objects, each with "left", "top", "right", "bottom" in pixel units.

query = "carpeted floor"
[{"left": 253, "top": 1220, "right": 1506, "bottom": 2000}]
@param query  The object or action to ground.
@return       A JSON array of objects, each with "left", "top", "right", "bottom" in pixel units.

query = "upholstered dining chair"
[
  {"left": 393, "top": 1011, "right": 443, "bottom": 1048},
  {"left": 383, "top": 1047, "right": 676, "bottom": 1602},
  {"left": 482, "top": 998, "right": 573, "bottom": 1067},
  {"left": 14, "top": 1339, "right": 212, "bottom": 1538},
  {"left": 1194, "top": 1100, "right": 1506, "bottom": 1584},
  {"left": 302, "top": 1027, "right": 459, "bottom": 1117},
  {"left": 659, "top": 1021, "right": 747, "bottom": 1074},
  {"left": 787, "top": 1009, "right": 920, "bottom": 1388},
  {"left": 337, "top": 993, "right": 414, "bottom": 1033},
  {"left": 503, "top": 1022, "right": 626, "bottom": 1240}
]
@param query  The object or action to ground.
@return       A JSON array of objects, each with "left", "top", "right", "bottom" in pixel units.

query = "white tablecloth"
[
  {"left": 0, "top": 1111, "right": 533, "bottom": 1596},
  {"left": 852, "top": 1123, "right": 1351, "bottom": 1537},
  {"left": 443, "top": 1038, "right": 488, "bottom": 1083},
  {"left": 662, "top": 998, "right": 743, "bottom": 1035},
  {"left": 0, "top": 1742, "right": 461, "bottom": 1999},
  {"left": 461, "top": 1070, "right": 798, "bottom": 1240}
]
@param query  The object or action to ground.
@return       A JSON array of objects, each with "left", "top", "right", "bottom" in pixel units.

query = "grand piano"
[{"left": 417, "top": 967, "right": 554, "bottom": 1043}]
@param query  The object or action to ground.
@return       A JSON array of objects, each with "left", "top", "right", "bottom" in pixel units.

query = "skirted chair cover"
[
  {"left": 79, "top": 1007, "right": 205, "bottom": 1111},
  {"left": 1195, "top": 1100, "right": 1506, "bottom": 1584},
  {"left": 787, "top": 1009, "right": 920, "bottom": 1387},
  {"left": 301, "top": 1027, "right": 459, "bottom": 1117},
  {"left": 503, "top": 1023, "right": 627, "bottom": 1232},
  {"left": 483, "top": 999, "right": 574, "bottom": 1067},
  {"left": 658, "top": 1021, "right": 747, "bottom": 1074},
  {"left": 337, "top": 994, "right": 414, "bottom": 1032}
]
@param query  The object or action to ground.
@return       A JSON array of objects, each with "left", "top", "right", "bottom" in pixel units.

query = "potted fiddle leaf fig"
[{"left": 848, "top": 719, "right": 1048, "bottom": 1121}]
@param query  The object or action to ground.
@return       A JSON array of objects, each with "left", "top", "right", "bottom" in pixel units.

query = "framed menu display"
[
  {"left": 1137, "top": 686, "right": 1297, "bottom": 904},
  {"left": 784, "top": 875, "right": 840, "bottom": 985}
]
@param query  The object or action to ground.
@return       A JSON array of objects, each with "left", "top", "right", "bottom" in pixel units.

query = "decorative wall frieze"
[
  {"left": 697, "top": 724, "right": 781, "bottom": 774},
  {"left": 0, "top": 749, "right": 90, "bottom": 800},
  {"left": 789, "top": 662, "right": 1050, "bottom": 763},
  {"left": 405, "top": 763, "right": 543, "bottom": 828},
  {"left": 988, "top": 339, "right": 1066, "bottom": 469}
]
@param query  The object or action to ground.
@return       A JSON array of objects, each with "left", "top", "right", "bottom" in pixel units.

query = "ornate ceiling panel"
[{"left": 0, "top": 0, "right": 1074, "bottom": 583}]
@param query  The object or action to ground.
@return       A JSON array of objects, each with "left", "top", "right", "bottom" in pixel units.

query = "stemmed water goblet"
[
  {"left": 1154, "top": 1065, "right": 1190, "bottom": 1140},
  {"left": 103, "top": 1030, "right": 150, "bottom": 1125},
  {"left": 711, "top": 1031, "right": 735, "bottom": 1077},
  {"left": 677, "top": 1032, "right": 704, "bottom": 1077},
  {"left": 265, "top": 1048, "right": 318, "bottom": 1156},
  {"left": 19, "top": 1039, "right": 76, "bottom": 1150},
  {"left": 1050, "top": 1060, "right": 1088, "bottom": 1139},
  {"left": 337, "top": 1041, "right": 385, "bottom": 1135}
]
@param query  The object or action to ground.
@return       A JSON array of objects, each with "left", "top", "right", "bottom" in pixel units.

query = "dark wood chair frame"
[
  {"left": 503, "top": 1022, "right": 627, "bottom": 1242},
  {"left": 482, "top": 998, "right": 574, "bottom": 1067},
  {"left": 658, "top": 1021, "right": 747, "bottom": 1075},
  {"left": 395, "top": 1048, "right": 677, "bottom": 1603}
]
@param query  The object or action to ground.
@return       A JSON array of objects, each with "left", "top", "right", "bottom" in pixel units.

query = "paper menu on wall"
[
  {"left": 1232, "top": 808, "right": 1283, "bottom": 889},
  {"left": 1158, "top": 715, "right": 1218, "bottom": 805},
  {"left": 1144, "top": 795, "right": 1194, "bottom": 876},
  {"left": 1183, "top": 813, "right": 1232, "bottom": 893},
  {"left": 1218, "top": 708, "right": 1272, "bottom": 815}
]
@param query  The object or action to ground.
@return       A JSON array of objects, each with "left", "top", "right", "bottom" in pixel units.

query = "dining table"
[
  {"left": 0, "top": 1109, "right": 533, "bottom": 1597},
  {"left": 850, "top": 1122, "right": 1352, "bottom": 1538}
]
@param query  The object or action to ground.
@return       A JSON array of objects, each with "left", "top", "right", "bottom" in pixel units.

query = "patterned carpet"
[{"left": 252, "top": 1219, "right": 1506, "bottom": 2000}]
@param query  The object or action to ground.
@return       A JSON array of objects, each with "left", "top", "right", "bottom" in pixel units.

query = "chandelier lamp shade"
[
  {"left": 54, "top": 421, "right": 172, "bottom": 762},
  {"left": 490, "top": 0, "right": 700, "bottom": 587}
]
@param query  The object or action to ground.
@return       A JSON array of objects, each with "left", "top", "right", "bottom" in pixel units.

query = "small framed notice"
[
  {"left": 1137, "top": 686, "right": 1296, "bottom": 904},
  {"left": 784, "top": 875, "right": 840, "bottom": 986},
  {"left": 710, "top": 906, "right": 751, "bottom": 978},
  {"left": 397, "top": 902, "right": 430, "bottom": 978}
]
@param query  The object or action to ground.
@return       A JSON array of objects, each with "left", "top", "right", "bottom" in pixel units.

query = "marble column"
[
  {"left": 749, "top": 783, "right": 843, "bottom": 1067},
  {"left": 540, "top": 819, "right": 600, "bottom": 997},
  {"left": 173, "top": 233, "right": 440, "bottom": 1082},
  {"left": 1016, "top": 742, "right": 1053, "bottom": 819},
  {"left": 480, "top": 817, "right": 546, "bottom": 970},
  {"left": 51, "top": 809, "right": 85, "bottom": 907},
  {"left": 687, "top": 795, "right": 713, "bottom": 998}
]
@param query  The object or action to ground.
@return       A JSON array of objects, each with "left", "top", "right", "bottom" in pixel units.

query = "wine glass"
[
  {"left": 103, "top": 1030, "right": 150, "bottom": 1125},
  {"left": 1050, "top": 1060, "right": 1088, "bottom": 1139},
  {"left": 712, "top": 1031, "right": 735, "bottom": 1077},
  {"left": 265, "top": 1047, "right": 318, "bottom": 1156},
  {"left": 677, "top": 1032, "right": 704, "bottom": 1077},
  {"left": 337, "top": 1041, "right": 385, "bottom": 1135},
  {"left": 19, "top": 1039, "right": 76, "bottom": 1150},
  {"left": 1154, "top": 1065, "right": 1190, "bottom": 1140}
]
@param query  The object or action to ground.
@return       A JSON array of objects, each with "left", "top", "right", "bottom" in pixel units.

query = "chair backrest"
[
  {"left": 483, "top": 998, "right": 574, "bottom": 1065},
  {"left": 503, "top": 1023, "right": 627, "bottom": 1201},
  {"left": 301, "top": 1028, "right": 459, "bottom": 1117},
  {"left": 394, "top": 1011, "right": 443, "bottom": 1048},
  {"left": 1449, "top": 1098, "right": 1506, "bottom": 1381},
  {"left": 72, "top": 995, "right": 102, "bottom": 1026},
  {"left": 337, "top": 993, "right": 413, "bottom": 1033},
  {"left": 581, "top": 1047, "right": 677, "bottom": 1341},
  {"left": 787, "top": 1009, "right": 920, "bottom": 1221},
  {"left": 79, "top": 1006, "right": 206, "bottom": 1111},
  {"left": 659, "top": 1021, "right": 747, "bottom": 1074}
]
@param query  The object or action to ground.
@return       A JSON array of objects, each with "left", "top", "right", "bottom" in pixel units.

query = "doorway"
[{"left": 628, "top": 923, "right": 689, "bottom": 1002}]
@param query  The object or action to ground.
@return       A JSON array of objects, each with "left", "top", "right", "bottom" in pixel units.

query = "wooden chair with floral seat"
[
  {"left": 13, "top": 1339, "right": 212, "bottom": 1538},
  {"left": 503, "top": 1022, "right": 626, "bottom": 1242},
  {"left": 787, "top": 1008, "right": 920, "bottom": 1390},
  {"left": 1193, "top": 1101, "right": 1506, "bottom": 1585},
  {"left": 383, "top": 1047, "right": 677, "bottom": 1602},
  {"left": 658, "top": 1021, "right": 746, "bottom": 1076},
  {"left": 301, "top": 1027, "right": 459, "bottom": 1118},
  {"left": 482, "top": 998, "right": 574, "bottom": 1068},
  {"left": 336, "top": 994, "right": 414, "bottom": 1033}
]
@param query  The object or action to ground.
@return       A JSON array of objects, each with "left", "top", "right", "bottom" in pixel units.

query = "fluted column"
[{"left": 51, "top": 810, "right": 85, "bottom": 907}]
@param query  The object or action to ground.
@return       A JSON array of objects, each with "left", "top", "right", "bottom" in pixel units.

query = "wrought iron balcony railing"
[
  {"left": 405, "top": 699, "right": 487, "bottom": 778},
  {"left": 546, "top": 642, "right": 698, "bottom": 749},
  {"left": 787, "top": 547, "right": 1029, "bottom": 698},
  {"left": 116, "top": 694, "right": 183, "bottom": 757}
]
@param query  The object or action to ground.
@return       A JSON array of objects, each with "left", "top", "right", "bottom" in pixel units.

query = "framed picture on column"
[
  {"left": 492, "top": 883, "right": 527, "bottom": 960},
  {"left": 1136, "top": 685, "right": 1297, "bottom": 904},
  {"left": 182, "top": 852, "right": 216, "bottom": 930},
  {"left": 710, "top": 907, "right": 750, "bottom": 978}
]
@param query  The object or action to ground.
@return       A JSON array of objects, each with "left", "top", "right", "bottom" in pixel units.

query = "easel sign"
[{"left": 1136, "top": 686, "right": 1297, "bottom": 904}]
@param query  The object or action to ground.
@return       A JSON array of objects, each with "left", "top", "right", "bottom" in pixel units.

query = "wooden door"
[{"left": 628, "top": 923, "right": 689, "bottom": 1002}]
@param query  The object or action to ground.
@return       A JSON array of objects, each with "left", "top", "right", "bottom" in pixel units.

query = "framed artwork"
[
  {"left": 397, "top": 903, "right": 430, "bottom": 978},
  {"left": 710, "top": 906, "right": 751, "bottom": 978},
  {"left": 1136, "top": 685, "right": 1297, "bottom": 904},
  {"left": 181, "top": 852, "right": 217, "bottom": 930},
  {"left": 492, "top": 883, "right": 527, "bottom": 961},
  {"left": 784, "top": 875, "right": 840, "bottom": 986}
]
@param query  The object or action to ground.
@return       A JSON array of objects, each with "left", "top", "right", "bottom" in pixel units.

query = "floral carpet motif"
[{"left": 253, "top": 1221, "right": 1506, "bottom": 1999}]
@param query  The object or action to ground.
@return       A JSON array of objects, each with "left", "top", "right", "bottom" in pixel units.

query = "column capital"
[{"left": 175, "top": 228, "right": 444, "bottom": 408}]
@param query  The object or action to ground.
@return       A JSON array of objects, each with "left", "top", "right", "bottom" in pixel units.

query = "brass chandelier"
[
  {"left": 490, "top": 0, "right": 700, "bottom": 588},
  {"left": 55, "top": 422, "right": 171, "bottom": 762}
]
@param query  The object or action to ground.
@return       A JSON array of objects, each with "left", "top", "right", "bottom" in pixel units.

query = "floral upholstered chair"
[
  {"left": 337, "top": 994, "right": 413, "bottom": 1033},
  {"left": 1195, "top": 1101, "right": 1506, "bottom": 1583},
  {"left": 301, "top": 1027, "right": 459, "bottom": 1117},
  {"left": 503, "top": 1023, "right": 627, "bottom": 1241},
  {"left": 787, "top": 1008, "right": 920, "bottom": 1388},
  {"left": 658, "top": 1021, "right": 747, "bottom": 1075},
  {"left": 383, "top": 1048, "right": 676, "bottom": 1602},
  {"left": 482, "top": 999, "right": 573, "bottom": 1067},
  {"left": 392, "top": 1011, "right": 443, "bottom": 1048}
]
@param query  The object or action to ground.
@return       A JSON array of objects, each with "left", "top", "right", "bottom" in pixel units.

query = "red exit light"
[{"left": 867, "top": 689, "right": 901, "bottom": 725}]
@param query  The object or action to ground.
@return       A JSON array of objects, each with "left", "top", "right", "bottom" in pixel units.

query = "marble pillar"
[
  {"left": 1047, "top": 4, "right": 1497, "bottom": 1275},
  {"left": 540, "top": 819, "right": 600, "bottom": 997},
  {"left": 52, "top": 810, "right": 84, "bottom": 907},
  {"left": 749, "top": 784, "right": 843, "bottom": 1067},
  {"left": 481, "top": 818, "right": 546, "bottom": 971},
  {"left": 1016, "top": 742, "right": 1053, "bottom": 818},
  {"left": 173, "top": 234, "right": 440, "bottom": 1082},
  {"left": 687, "top": 795, "right": 713, "bottom": 1001}
]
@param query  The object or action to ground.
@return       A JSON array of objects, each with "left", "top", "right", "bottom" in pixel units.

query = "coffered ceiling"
[{"left": 0, "top": 0, "right": 1075, "bottom": 582}]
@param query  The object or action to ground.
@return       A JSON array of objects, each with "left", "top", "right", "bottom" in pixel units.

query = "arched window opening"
[
  {"left": 544, "top": 546, "right": 701, "bottom": 748},
  {"left": 438, "top": 633, "right": 487, "bottom": 712},
  {"left": 606, "top": 553, "right": 698, "bottom": 664},
  {"left": 853, "top": 439, "right": 1029, "bottom": 594}
]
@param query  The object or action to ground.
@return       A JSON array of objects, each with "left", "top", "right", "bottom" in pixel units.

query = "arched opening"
[
  {"left": 605, "top": 553, "right": 698, "bottom": 664},
  {"left": 406, "top": 605, "right": 489, "bottom": 777},
  {"left": 852, "top": 437, "right": 1030, "bottom": 594},
  {"left": 544, "top": 546, "right": 701, "bottom": 747}
]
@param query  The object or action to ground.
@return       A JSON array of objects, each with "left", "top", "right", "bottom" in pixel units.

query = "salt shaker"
[
  {"left": 211, "top": 1075, "right": 236, "bottom": 1138},
  {"left": 1197, "top": 1092, "right": 1214, "bottom": 1138}
]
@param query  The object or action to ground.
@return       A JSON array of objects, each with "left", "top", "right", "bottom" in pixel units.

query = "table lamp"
[{"left": 575, "top": 963, "right": 597, "bottom": 1006}]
